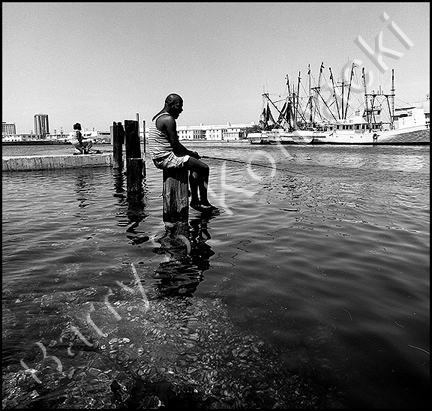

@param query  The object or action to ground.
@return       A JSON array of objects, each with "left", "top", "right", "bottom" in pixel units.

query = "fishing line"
[{"left": 201, "top": 155, "right": 304, "bottom": 175}]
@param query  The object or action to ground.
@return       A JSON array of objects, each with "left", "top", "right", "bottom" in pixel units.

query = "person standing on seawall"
[
  {"left": 148, "top": 93, "right": 218, "bottom": 213},
  {"left": 71, "top": 123, "right": 93, "bottom": 154}
]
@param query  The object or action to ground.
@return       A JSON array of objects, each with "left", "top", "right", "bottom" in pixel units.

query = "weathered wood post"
[
  {"left": 142, "top": 120, "right": 146, "bottom": 156},
  {"left": 127, "top": 159, "right": 143, "bottom": 193},
  {"left": 125, "top": 120, "right": 141, "bottom": 160},
  {"left": 142, "top": 119, "right": 146, "bottom": 178},
  {"left": 124, "top": 120, "right": 143, "bottom": 194},
  {"left": 112, "top": 122, "right": 124, "bottom": 169},
  {"left": 163, "top": 168, "right": 189, "bottom": 223}
]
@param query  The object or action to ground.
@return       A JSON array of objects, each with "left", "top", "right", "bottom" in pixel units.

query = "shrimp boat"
[
  {"left": 318, "top": 106, "right": 427, "bottom": 144},
  {"left": 307, "top": 65, "right": 428, "bottom": 144},
  {"left": 248, "top": 97, "right": 294, "bottom": 144},
  {"left": 248, "top": 132, "right": 271, "bottom": 145},
  {"left": 249, "top": 66, "right": 331, "bottom": 145}
]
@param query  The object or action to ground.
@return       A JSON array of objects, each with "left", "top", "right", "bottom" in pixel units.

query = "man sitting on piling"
[
  {"left": 72, "top": 123, "right": 93, "bottom": 154},
  {"left": 148, "top": 93, "right": 218, "bottom": 213}
]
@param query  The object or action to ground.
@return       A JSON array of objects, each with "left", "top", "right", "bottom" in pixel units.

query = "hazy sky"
[{"left": 3, "top": 2, "right": 430, "bottom": 133}]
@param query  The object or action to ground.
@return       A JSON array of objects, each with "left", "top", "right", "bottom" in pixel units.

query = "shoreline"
[{"left": 2, "top": 140, "right": 72, "bottom": 146}]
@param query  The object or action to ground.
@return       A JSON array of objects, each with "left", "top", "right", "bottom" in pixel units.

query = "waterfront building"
[
  {"left": 34, "top": 114, "right": 49, "bottom": 139},
  {"left": 2, "top": 133, "right": 34, "bottom": 142},
  {"left": 2, "top": 122, "right": 17, "bottom": 136},
  {"left": 177, "top": 125, "right": 207, "bottom": 140},
  {"left": 145, "top": 122, "right": 256, "bottom": 141}
]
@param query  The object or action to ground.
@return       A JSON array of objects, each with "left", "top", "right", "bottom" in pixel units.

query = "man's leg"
[
  {"left": 187, "top": 158, "right": 217, "bottom": 210},
  {"left": 189, "top": 171, "right": 200, "bottom": 206}
]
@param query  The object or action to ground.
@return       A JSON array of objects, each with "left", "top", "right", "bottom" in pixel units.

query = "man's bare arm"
[{"left": 159, "top": 116, "right": 200, "bottom": 158}]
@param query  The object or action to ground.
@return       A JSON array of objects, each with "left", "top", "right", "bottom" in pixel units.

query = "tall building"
[
  {"left": 2, "top": 122, "right": 16, "bottom": 135},
  {"left": 34, "top": 114, "right": 49, "bottom": 138}
]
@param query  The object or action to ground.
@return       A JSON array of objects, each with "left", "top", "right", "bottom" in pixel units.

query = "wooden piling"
[
  {"left": 163, "top": 168, "right": 189, "bottom": 222},
  {"left": 142, "top": 120, "right": 146, "bottom": 155},
  {"left": 127, "top": 158, "right": 143, "bottom": 193},
  {"left": 124, "top": 119, "right": 144, "bottom": 195},
  {"left": 124, "top": 120, "right": 141, "bottom": 160},
  {"left": 112, "top": 122, "right": 124, "bottom": 170},
  {"left": 141, "top": 120, "right": 147, "bottom": 178}
]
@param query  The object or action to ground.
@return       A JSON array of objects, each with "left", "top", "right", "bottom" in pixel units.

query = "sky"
[{"left": 3, "top": 2, "right": 430, "bottom": 134}]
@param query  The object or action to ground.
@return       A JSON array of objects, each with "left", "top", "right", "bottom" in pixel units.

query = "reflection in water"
[
  {"left": 112, "top": 168, "right": 149, "bottom": 244},
  {"left": 112, "top": 168, "right": 126, "bottom": 199},
  {"left": 153, "top": 215, "right": 215, "bottom": 297},
  {"left": 125, "top": 193, "right": 149, "bottom": 245},
  {"left": 74, "top": 169, "right": 96, "bottom": 208}
]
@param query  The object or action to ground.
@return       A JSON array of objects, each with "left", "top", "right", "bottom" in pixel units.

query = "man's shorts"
[{"left": 153, "top": 152, "right": 190, "bottom": 170}]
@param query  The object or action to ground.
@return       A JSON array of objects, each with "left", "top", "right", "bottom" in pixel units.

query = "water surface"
[{"left": 2, "top": 142, "right": 430, "bottom": 408}]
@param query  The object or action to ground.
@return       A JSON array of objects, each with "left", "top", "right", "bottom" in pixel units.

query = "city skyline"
[{"left": 3, "top": 2, "right": 430, "bottom": 134}]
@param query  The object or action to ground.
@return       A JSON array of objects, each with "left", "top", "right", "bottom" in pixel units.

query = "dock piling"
[
  {"left": 125, "top": 120, "right": 141, "bottom": 159},
  {"left": 163, "top": 168, "right": 189, "bottom": 223},
  {"left": 127, "top": 158, "right": 143, "bottom": 193},
  {"left": 112, "top": 122, "right": 124, "bottom": 170}
]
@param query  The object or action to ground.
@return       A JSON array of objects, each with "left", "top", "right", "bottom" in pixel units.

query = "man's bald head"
[
  {"left": 164, "top": 93, "right": 183, "bottom": 119},
  {"left": 165, "top": 93, "right": 183, "bottom": 107}
]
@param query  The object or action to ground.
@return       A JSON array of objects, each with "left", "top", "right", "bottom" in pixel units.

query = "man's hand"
[{"left": 190, "top": 151, "right": 201, "bottom": 159}]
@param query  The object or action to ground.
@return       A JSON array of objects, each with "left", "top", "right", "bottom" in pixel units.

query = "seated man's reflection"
[{"left": 153, "top": 216, "right": 215, "bottom": 297}]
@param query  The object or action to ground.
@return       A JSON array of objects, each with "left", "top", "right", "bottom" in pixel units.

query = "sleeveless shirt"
[{"left": 148, "top": 113, "right": 173, "bottom": 159}]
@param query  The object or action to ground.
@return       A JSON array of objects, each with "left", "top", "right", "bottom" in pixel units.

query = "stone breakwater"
[{"left": 2, "top": 154, "right": 113, "bottom": 172}]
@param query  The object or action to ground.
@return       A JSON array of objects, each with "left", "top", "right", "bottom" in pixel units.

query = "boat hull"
[
  {"left": 313, "top": 125, "right": 429, "bottom": 144},
  {"left": 290, "top": 130, "right": 317, "bottom": 144},
  {"left": 267, "top": 130, "right": 294, "bottom": 144},
  {"left": 248, "top": 131, "right": 294, "bottom": 144},
  {"left": 248, "top": 133, "right": 271, "bottom": 144}
]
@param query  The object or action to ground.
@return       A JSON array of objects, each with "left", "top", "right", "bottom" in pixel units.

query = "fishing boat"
[
  {"left": 247, "top": 99, "right": 294, "bottom": 144},
  {"left": 249, "top": 64, "right": 428, "bottom": 145},
  {"left": 248, "top": 132, "right": 271, "bottom": 145},
  {"left": 249, "top": 67, "right": 332, "bottom": 145},
  {"left": 308, "top": 65, "right": 428, "bottom": 144},
  {"left": 316, "top": 106, "right": 427, "bottom": 144}
]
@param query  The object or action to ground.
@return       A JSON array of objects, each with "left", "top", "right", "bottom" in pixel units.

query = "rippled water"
[{"left": 2, "top": 142, "right": 430, "bottom": 408}]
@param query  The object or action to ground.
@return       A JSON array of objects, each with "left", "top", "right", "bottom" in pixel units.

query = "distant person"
[
  {"left": 148, "top": 93, "right": 218, "bottom": 213},
  {"left": 72, "top": 123, "right": 93, "bottom": 154}
]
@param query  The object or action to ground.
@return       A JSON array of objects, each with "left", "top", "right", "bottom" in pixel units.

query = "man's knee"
[
  {"left": 192, "top": 165, "right": 209, "bottom": 179},
  {"left": 188, "top": 158, "right": 209, "bottom": 175}
]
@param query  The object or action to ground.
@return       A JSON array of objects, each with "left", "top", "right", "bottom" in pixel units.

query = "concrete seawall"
[{"left": 2, "top": 154, "right": 113, "bottom": 172}]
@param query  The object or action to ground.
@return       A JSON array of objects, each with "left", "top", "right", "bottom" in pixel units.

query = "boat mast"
[
  {"left": 308, "top": 64, "right": 313, "bottom": 124},
  {"left": 285, "top": 74, "right": 293, "bottom": 130},
  {"left": 329, "top": 67, "right": 340, "bottom": 119},
  {"left": 344, "top": 63, "right": 355, "bottom": 119},
  {"left": 363, "top": 67, "right": 370, "bottom": 128},
  {"left": 391, "top": 68, "right": 395, "bottom": 127},
  {"left": 267, "top": 97, "right": 283, "bottom": 120},
  {"left": 296, "top": 71, "right": 301, "bottom": 127},
  {"left": 315, "top": 63, "right": 324, "bottom": 122},
  {"left": 341, "top": 77, "right": 344, "bottom": 121}
]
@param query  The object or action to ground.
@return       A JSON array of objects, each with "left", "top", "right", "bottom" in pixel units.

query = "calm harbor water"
[{"left": 2, "top": 142, "right": 430, "bottom": 408}]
